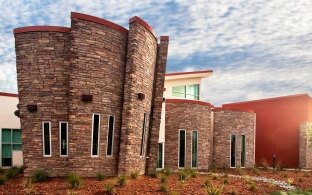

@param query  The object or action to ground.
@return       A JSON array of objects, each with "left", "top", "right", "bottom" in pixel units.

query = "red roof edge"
[
  {"left": 0, "top": 92, "right": 18, "bottom": 97},
  {"left": 129, "top": 16, "right": 156, "bottom": 38},
  {"left": 165, "top": 70, "right": 213, "bottom": 77},
  {"left": 14, "top": 26, "right": 70, "bottom": 34},
  {"left": 223, "top": 93, "right": 311, "bottom": 106},
  {"left": 213, "top": 107, "right": 255, "bottom": 113},
  {"left": 71, "top": 12, "right": 128, "bottom": 34},
  {"left": 166, "top": 99, "right": 214, "bottom": 108}
]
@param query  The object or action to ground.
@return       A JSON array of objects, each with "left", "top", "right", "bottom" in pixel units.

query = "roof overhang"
[{"left": 165, "top": 70, "right": 213, "bottom": 81}]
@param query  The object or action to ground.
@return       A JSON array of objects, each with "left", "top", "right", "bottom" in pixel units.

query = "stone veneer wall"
[
  {"left": 67, "top": 14, "right": 128, "bottom": 176},
  {"left": 15, "top": 30, "right": 71, "bottom": 176},
  {"left": 118, "top": 18, "right": 158, "bottom": 175},
  {"left": 14, "top": 12, "right": 168, "bottom": 177},
  {"left": 213, "top": 109, "right": 255, "bottom": 168},
  {"left": 299, "top": 122, "right": 312, "bottom": 169},
  {"left": 164, "top": 100, "right": 213, "bottom": 171}
]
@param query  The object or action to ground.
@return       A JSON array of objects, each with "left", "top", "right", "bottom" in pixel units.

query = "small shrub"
[
  {"left": 236, "top": 166, "right": 243, "bottom": 175},
  {"left": 287, "top": 177, "right": 294, "bottom": 185},
  {"left": 178, "top": 170, "right": 188, "bottom": 181},
  {"left": 223, "top": 178, "right": 229, "bottom": 185},
  {"left": 160, "top": 175, "right": 167, "bottom": 183},
  {"left": 104, "top": 182, "right": 115, "bottom": 195},
  {"left": 159, "top": 183, "right": 167, "bottom": 193},
  {"left": 0, "top": 176, "right": 6, "bottom": 185},
  {"left": 261, "top": 158, "right": 269, "bottom": 170},
  {"left": 67, "top": 172, "right": 81, "bottom": 189},
  {"left": 248, "top": 182, "right": 256, "bottom": 191},
  {"left": 148, "top": 170, "right": 158, "bottom": 178},
  {"left": 242, "top": 175, "right": 252, "bottom": 184},
  {"left": 22, "top": 178, "right": 32, "bottom": 188},
  {"left": 96, "top": 172, "right": 105, "bottom": 181},
  {"left": 190, "top": 169, "right": 197, "bottom": 178},
  {"left": 203, "top": 178, "right": 210, "bottom": 188},
  {"left": 211, "top": 174, "right": 218, "bottom": 180},
  {"left": 229, "top": 189, "right": 237, "bottom": 195},
  {"left": 31, "top": 170, "right": 49, "bottom": 183},
  {"left": 252, "top": 167, "right": 260, "bottom": 175},
  {"left": 163, "top": 168, "right": 173, "bottom": 176},
  {"left": 5, "top": 166, "right": 20, "bottom": 179},
  {"left": 117, "top": 174, "right": 127, "bottom": 186},
  {"left": 130, "top": 171, "right": 139, "bottom": 179},
  {"left": 205, "top": 183, "right": 224, "bottom": 195}
]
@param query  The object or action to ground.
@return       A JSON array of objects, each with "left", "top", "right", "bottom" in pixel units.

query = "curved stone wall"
[
  {"left": 213, "top": 109, "right": 255, "bottom": 168},
  {"left": 14, "top": 12, "right": 168, "bottom": 177},
  {"left": 165, "top": 100, "right": 213, "bottom": 171},
  {"left": 68, "top": 13, "right": 128, "bottom": 176},
  {"left": 14, "top": 29, "right": 71, "bottom": 176},
  {"left": 118, "top": 17, "right": 158, "bottom": 174}
]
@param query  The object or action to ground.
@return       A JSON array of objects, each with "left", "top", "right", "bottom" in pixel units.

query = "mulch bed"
[{"left": 1, "top": 169, "right": 311, "bottom": 195}]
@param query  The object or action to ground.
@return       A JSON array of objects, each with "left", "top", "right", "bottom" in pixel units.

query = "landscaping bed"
[{"left": 0, "top": 167, "right": 311, "bottom": 194}]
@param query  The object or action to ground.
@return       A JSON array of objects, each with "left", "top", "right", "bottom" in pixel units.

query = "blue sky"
[{"left": 0, "top": 0, "right": 311, "bottom": 105}]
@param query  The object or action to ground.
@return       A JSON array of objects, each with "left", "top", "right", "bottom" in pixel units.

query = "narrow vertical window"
[
  {"left": 157, "top": 143, "right": 164, "bottom": 169},
  {"left": 59, "top": 122, "right": 68, "bottom": 157},
  {"left": 230, "top": 134, "right": 236, "bottom": 168},
  {"left": 241, "top": 135, "right": 246, "bottom": 167},
  {"left": 191, "top": 131, "right": 198, "bottom": 168},
  {"left": 42, "top": 122, "right": 51, "bottom": 157},
  {"left": 106, "top": 116, "right": 115, "bottom": 156},
  {"left": 140, "top": 113, "right": 147, "bottom": 156},
  {"left": 179, "top": 129, "right": 186, "bottom": 168},
  {"left": 91, "top": 114, "right": 100, "bottom": 157}
]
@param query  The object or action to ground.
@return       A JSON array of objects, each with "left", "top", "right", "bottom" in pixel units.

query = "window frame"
[
  {"left": 91, "top": 113, "right": 101, "bottom": 157},
  {"left": 230, "top": 134, "right": 236, "bottom": 168},
  {"left": 172, "top": 84, "right": 200, "bottom": 100},
  {"left": 106, "top": 115, "right": 115, "bottom": 157},
  {"left": 140, "top": 112, "right": 148, "bottom": 157},
  {"left": 241, "top": 134, "right": 246, "bottom": 168},
  {"left": 178, "top": 129, "right": 186, "bottom": 169},
  {"left": 156, "top": 142, "right": 165, "bottom": 170},
  {"left": 59, "top": 121, "right": 68, "bottom": 157},
  {"left": 42, "top": 121, "right": 52, "bottom": 157},
  {"left": 191, "top": 130, "right": 198, "bottom": 168}
]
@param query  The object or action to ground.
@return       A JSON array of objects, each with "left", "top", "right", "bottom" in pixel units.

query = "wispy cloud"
[{"left": 0, "top": 0, "right": 311, "bottom": 105}]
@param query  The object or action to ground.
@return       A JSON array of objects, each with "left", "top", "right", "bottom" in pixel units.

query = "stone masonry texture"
[
  {"left": 14, "top": 12, "right": 168, "bottom": 177},
  {"left": 299, "top": 122, "right": 312, "bottom": 169},
  {"left": 213, "top": 110, "right": 256, "bottom": 168},
  {"left": 165, "top": 101, "right": 212, "bottom": 171}
]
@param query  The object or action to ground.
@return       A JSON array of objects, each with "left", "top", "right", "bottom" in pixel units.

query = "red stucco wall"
[{"left": 223, "top": 94, "right": 312, "bottom": 168}]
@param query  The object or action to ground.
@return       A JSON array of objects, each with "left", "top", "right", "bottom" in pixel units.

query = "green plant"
[
  {"left": 242, "top": 175, "right": 252, "bottom": 184},
  {"left": 203, "top": 178, "right": 210, "bottom": 188},
  {"left": 162, "top": 168, "right": 173, "bottom": 176},
  {"left": 117, "top": 174, "right": 127, "bottom": 186},
  {"left": 236, "top": 166, "right": 243, "bottom": 175},
  {"left": 130, "top": 171, "right": 139, "bottom": 179},
  {"left": 287, "top": 177, "right": 294, "bottom": 185},
  {"left": 67, "top": 172, "right": 81, "bottom": 189},
  {"left": 159, "top": 183, "right": 167, "bottom": 193},
  {"left": 190, "top": 169, "right": 197, "bottom": 178},
  {"left": 178, "top": 169, "right": 188, "bottom": 181},
  {"left": 223, "top": 178, "right": 229, "bottom": 185},
  {"left": 104, "top": 182, "right": 115, "bottom": 195},
  {"left": 96, "top": 172, "right": 105, "bottom": 181},
  {"left": 252, "top": 167, "right": 260, "bottom": 175},
  {"left": 30, "top": 170, "right": 49, "bottom": 183},
  {"left": 205, "top": 183, "right": 224, "bottom": 195},
  {"left": 148, "top": 170, "right": 158, "bottom": 178},
  {"left": 261, "top": 158, "right": 269, "bottom": 170},
  {"left": 211, "top": 173, "right": 218, "bottom": 180},
  {"left": 160, "top": 175, "right": 167, "bottom": 183},
  {"left": 248, "top": 182, "right": 256, "bottom": 191},
  {"left": 5, "top": 166, "right": 20, "bottom": 179},
  {"left": 0, "top": 176, "right": 6, "bottom": 185}
]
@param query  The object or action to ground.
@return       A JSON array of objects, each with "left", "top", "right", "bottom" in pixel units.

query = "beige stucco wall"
[
  {"left": 0, "top": 96, "right": 20, "bottom": 129},
  {"left": 164, "top": 78, "right": 201, "bottom": 99}
]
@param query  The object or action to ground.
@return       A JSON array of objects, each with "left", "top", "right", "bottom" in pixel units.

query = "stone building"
[
  {"left": 14, "top": 12, "right": 168, "bottom": 177},
  {"left": 13, "top": 12, "right": 255, "bottom": 177}
]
